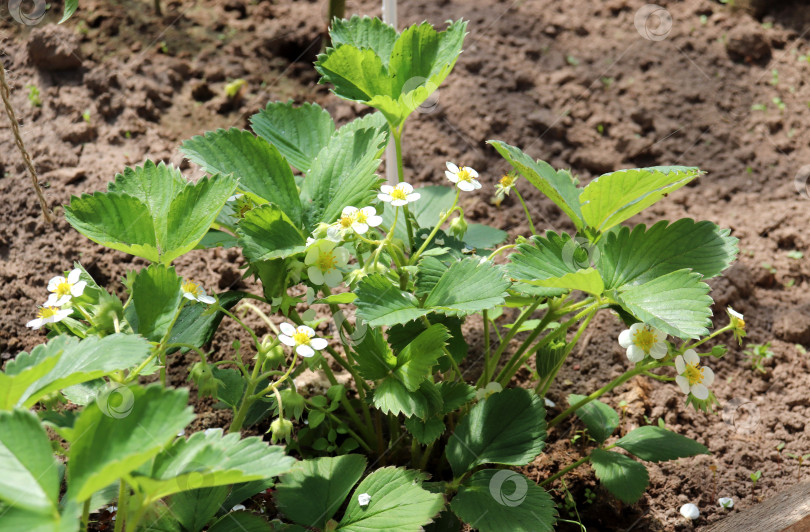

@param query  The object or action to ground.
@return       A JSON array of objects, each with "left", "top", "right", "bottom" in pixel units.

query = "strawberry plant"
[{"left": 0, "top": 15, "right": 745, "bottom": 532}]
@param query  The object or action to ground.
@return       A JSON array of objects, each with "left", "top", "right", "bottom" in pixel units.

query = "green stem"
[
  {"left": 495, "top": 309, "right": 559, "bottom": 385},
  {"left": 306, "top": 398, "right": 373, "bottom": 453},
  {"left": 536, "top": 308, "right": 598, "bottom": 395},
  {"left": 514, "top": 189, "right": 537, "bottom": 235},
  {"left": 409, "top": 190, "right": 460, "bottom": 265},
  {"left": 392, "top": 127, "right": 414, "bottom": 250},
  {"left": 538, "top": 455, "right": 591, "bottom": 487},
  {"left": 483, "top": 310, "right": 491, "bottom": 381},
  {"left": 548, "top": 361, "right": 658, "bottom": 428},
  {"left": 156, "top": 299, "right": 187, "bottom": 386},
  {"left": 480, "top": 299, "right": 542, "bottom": 386},
  {"left": 487, "top": 244, "right": 517, "bottom": 262},
  {"left": 683, "top": 323, "right": 734, "bottom": 352},
  {"left": 114, "top": 480, "right": 128, "bottom": 532},
  {"left": 220, "top": 308, "right": 262, "bottom": 352},
  {"left": 81, "top": 499, "right": 90, "bottom": 531},
  {"left": 228, "top": 341, "right": 274, "bottom": 434}
]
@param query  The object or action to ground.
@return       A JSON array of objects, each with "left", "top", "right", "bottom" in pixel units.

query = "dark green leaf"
[
  {"left": 614, "top": 426, "right": 709, "bottom": 462},
  {"left": 128, "top": 264, "right": 182, "bottom": 342},
  {"left": 589, "top": 449, "right": 649, "bottom": 504},
  {"left": 355, "top": 274, "right": 428, "bottom": 327},
  {"left": 372, "top": 379, "right": 442, "bottom": 420},
  {"left": 237, "top": 204, "right": 307, "bottom": 261},
  {"left": 567, "top": 394, "right": 619, "bottom": 445}
]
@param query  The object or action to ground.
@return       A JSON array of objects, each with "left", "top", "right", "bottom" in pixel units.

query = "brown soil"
[{"left": 3, "top": 0, "right": 810, "bottom": 530}]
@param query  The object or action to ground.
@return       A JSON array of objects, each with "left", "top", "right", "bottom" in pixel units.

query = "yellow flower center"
[
  {"left": 684, "top": 362, "right": 705, "bottom": 386},
  {"left": 38, "top": 306, "right": 59, "bottom": 319},
  {"left": 355, "top": 210, "right": 368, "bottom": 224},
  {"left": 182, "top": 281, "right": 201, "bottom": 297},
  {"left": 339, "top": 214, "right": 355, "bottom": 228},
  {"left": 317, "top": 251, "right": 337, "bottom": 272},
  {"left": 736, "top": 318, "right": 746, "bottom": 331},
  {"left": 499, "top": 174, "right": 515, "bottom": 187},
  {"left": 457, "top": 168, "right": 473, "bottom": 183},
  {"left": 390, "top": 187, "right": 408, "bottom": 201},
  {"left": 633, "top": 327, "right": 656, "bottom": 353},
  {"left": 55, "top": 281, "right": 72, "bottom": 297},
  {"left": 292, "top": 331, "right": 311, "bottom": 345}
]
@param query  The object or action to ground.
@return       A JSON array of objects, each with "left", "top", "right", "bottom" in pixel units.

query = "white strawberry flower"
[
  {"left": 445, "top": 162, "right": 482, "bottom": 192},
  {"left": 181, "top": 280, "right": 216, "bottom": 304},
  {"left": 46, "top": 268, "right": 87, "bottom": 307},
  {"left": 278, "top": 323, "right": 328, "bottom": 357},
  {"left": 674, "top": 349, "right": 714, "bottom": 400},
  {"left": 26, "top": 305, "right": 72, "bottom": 330},
  {"left": 305, "top": 239, "right": 349, "bottom": 287},
  {"left": 327, "top": 206, "right": 383, "bottom": 241},
  {"left": 378, "top": 182, "right": 420, "bottom": 206},
  {"left": 618, "top": 323, "right": 667, "bottom": 363}
]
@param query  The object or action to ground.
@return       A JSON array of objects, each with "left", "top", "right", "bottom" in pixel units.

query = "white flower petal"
[
  {"left": 324, "top": 269, "right": 343, "bottom": 287},
  {"left": 71, "top": 281, "right": 87, "bottom": 297},
  {"left": 380, "top": 185, "right": 394, "bottom": 194},
  {"left": 472, "top": 179, "right": 482, "bottom": 189},
  {"left": 26, "top": 318, "right": 44, "bottom": 329},
  {"left": 47, "top": 276, "right": 65, "bottom": 292},
  {"left": 342, "top": 206, "right": 358, "bottom": 216},
  {"left": 399, "top": 182, "right": 414, "bottom": 193},
  {"left": 366, "top": 214, "right": 383, "bottom": 227},
  {"left": 310, "top": 338, "right": 328, "bottom": 350},
  {"left": 629, "top": 322, "right": 644, "bottom": 334},
  {"left": 445, "top": 170, "right": 459, "bottom": 183},
  {"left": 352, "top": 222, "right": 369, "bottom": 234},
  {"left": 674, "top": 355, "right": 686, "bottom": 374},
  {"left": 618, "top": 329, "right": 633, "bottom": 348},
  {"left": 333, "top": 247, "right": 350, "bottom": 265},
  {"left": 297, "top": 325, "right": 315, "bottom": 337},
  {"left": 446, "top": 161, "right": 459, "bottom": 173},
  {"left": 67, "top": 269, "right": 81, "bottom": 284},
  {"left": 308, "top": 266, "right": 325, "bottom": 286},
  {"left": 280, "top": 323, "right": 296, "bottom": 336},
  {"left": 408, "top": 192, "right": 421, "bottom": 202},
  {"left": 198, "top": 294, "right": 216, "bottom": 304},
  {"left": 391, "top": 199, "right": 407, "bottom": 207},
  {"left": 675, "top": 375, "right": 691, "bottom": 395},
  {"left": 183, "top": 292, "right": 196, "bottom": 302},
  {"left": 468, "top": 167, "right": 479, "bottom": 178},
  {"left": 728, "top": 307, "right": 743, "bottom": 320},
  {"left": 702, "top": 366, "right": 715, "bottom": 386},
  {"left": 279, "top": 334, "right": 296, "bottom": 347},
  {"left": 626, "top": 344, "right": 645, "bottom": 363},
  {"left": 691, "top": 383, "right": 709, "bottom": 400},
  {"left": 360, "top": 206, "right": 376, "bottom": 217},
  {"left": 305, "top": 246, "right": 321, "bottom": 264},
  {"left": 649, "top": 342, "right": 668, "bottom": 359},
  {"left": 296, "top": 344, "right": 315, "bottom": 357},
  {"left": 457, "top": 181, "right": 475, "bottom": 192},
  {"left": 378, "top": 193, "right": 392, "bottom": 203},
  {"left": 683, "top": 349, "right": 699, "bottom": 365},
  {"left": 327, "top": 226, "right": 343, "bottom": 241}
]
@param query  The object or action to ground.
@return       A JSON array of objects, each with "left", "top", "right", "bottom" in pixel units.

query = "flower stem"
[
  {"left": 409, "top": 189, "right": 460, "bottom": 265},
  {"left": 548, "top": 361, "right": 658, "bottom": 428},
  {"left": 392, "top": 127, "right": 414, "bottom": 250},
  {"left": 113, "top": 480, "right": 128, "bottom": 532},
  {"left": 538, "top": 455, "right": 591, "bottom": 487},
  {"left": 514, "top": 189, "right": 537, "bottom": 235}
]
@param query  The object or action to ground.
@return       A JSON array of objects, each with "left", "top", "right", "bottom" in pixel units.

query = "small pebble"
[{"left": 680, "top": 503, "right": 699, "bottom": 520}]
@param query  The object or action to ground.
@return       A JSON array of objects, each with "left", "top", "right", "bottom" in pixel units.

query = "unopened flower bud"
[
  {"left": 188, "top": 362, "right": 221, "bottom": 399},
  {"left": 449, "top": 216, "right": 468, "bottom": 239},
  {"left": 269, "top": 417, "right": 294, "bottom": 444}
]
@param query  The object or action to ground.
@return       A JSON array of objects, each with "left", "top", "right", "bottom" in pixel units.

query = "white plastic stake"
[{"left": 383, "top": 0, "right": 398, "bottom": 183}]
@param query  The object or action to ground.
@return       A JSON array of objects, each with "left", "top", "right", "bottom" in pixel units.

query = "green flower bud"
[
  {"left": 263, "top": 345, "right": 286, "bottom": 371},
  {"left": 269, "top": 417, "right": 294, "bottom": 444},
  {"left": 449, "top": 216, "right": 468, "bottom": 239},
  {"left": 188, "top": 361, "right": 221, "bottom": 399},
  {"left": 279, "top": 388, "right": 306, "bottom": 420}
]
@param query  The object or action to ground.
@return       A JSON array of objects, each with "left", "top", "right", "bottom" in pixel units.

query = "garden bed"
[{"left": 2, "top": 0, "right": 810, "bottom": 530}]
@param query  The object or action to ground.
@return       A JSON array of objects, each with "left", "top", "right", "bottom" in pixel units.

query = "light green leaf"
[
  {"left": 394, "top": 324, "right": 449, "bottom": 391},
  {"left": 131, "top": 429, "right": 295, "bottom": 501},
  {"left": 337, "top": 467, "right": 444, "bottom": 532},
  {"left": 614, "top": 426, "right": 709, "bottom": 462},
  {"left": 181, "top": 129, "right": 301, "bottom": 227},
  {"left": 598, "top": 219, "right": 739, "bottom": 289},
  {"left": 589, "top": 449, "right": 649, "bottom": 504},
  {"left": 450, "top": 469, "right": 556, "bottom": 532},
  {"left": 237, "top": 204, "right": 307, "bottom": 261},
  {"left": 329, "top": 16, "right": 398, "bottom": 67},
  {"left": 507, "top": 231, "right": 590, "bottom": 297},
  {"left": 0, "top": 409, "right": 59, "bottom": 514},
  {"left": 0, "top": 506, "right": 61, "bottom": 532},
  {"left": 463, "top": 224, "right": 508, "bottom": 249},
  {"left": 168, "top": 486, "right": 229, "bottom": 532},
  {"left": 447, "top": 388, "right": 547, "bottom": 476},
  {"left": 488, "top": 140, "right": 583, "bottom": 228},
  {"left": 423, "top": 257, "right": 510, "bottom": 316},
  {"left": 65, "top": 163, "right": 237, "bottom": 264},
  {"left": 351, "top": 329, "right": 397, "bottom": 381},
  {"left": 195, "top": 230, "right": 239, "bottom": 250},
  {"left": 317, "top": 19, "right": 467, "bottom": 129},
  {"left": 616, "top": 269, "right": 712, "bottom": 339},
  {"left": 1, "top": 334, "right": 151, "bottom": 409},
  {"left": 127, "top": 264, "right": 182, "bottom": 342},
  {"left": 316, "top": 292, "right": 358, "bottom": 304},
  {"left": 59, "top": 0, "right": 78, "bottom": 23},
  {"left": 300, "top": 117, "right": 386, "bottom": 231},
  {"left": 250, "top": 101, "right": 335, "bottom": 173},
  {"left": 355, "top": 274, "right": 428, "bottom": 327},
  {"left": 567, "top": 395, "right": 619, "bottom": 445},
  {"left": 373, "top": 379, "right": 442, "bottom": 420},
  {"left": 580, "top": 166, "right": 702, "bottom": 232},
  {"left": 275, "top": 455, "right": 367, "bottom": 529},
  {"left": 66, "top": 385, "right": 195, "bottom": 502},
  {"left": 528, "top": 268, "right": 604, "bottom": 296}
]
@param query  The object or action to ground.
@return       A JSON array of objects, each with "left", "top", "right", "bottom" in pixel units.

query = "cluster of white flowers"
[
  {"left": 327, "top": 206, "right": 383, "bottom": 241},
  {"left": 27, "top": 268, "right": 87, "bottom": 330}
]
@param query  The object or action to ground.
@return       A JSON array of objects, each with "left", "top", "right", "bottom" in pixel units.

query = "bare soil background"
[{"left": 3, "top": 0, "right": 810, "bottom": 530}]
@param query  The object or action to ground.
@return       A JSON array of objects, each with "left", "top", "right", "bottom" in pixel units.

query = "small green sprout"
[
  {"left": 751, "top": 103, "right": 767, "bottom": 112},
  {"left": 82, "top": 109, "right": 91, "bottom": 124},
  {"left": 225, "top": 78, "right": 247, "bottom": 100},
  {"left": 773, "top": 97, "right": 786, "bottom": 111},
  {"left": 787, "top": 250, "right": 803, "bottom": 260},
  {"left": 565, "top": 54, "right": 579, "bottom": 66},
  {"left": 760, "top": 261, "right": 776, "bottom": 274},
  {"left": 26, "top": 85, "right": 42, "bottom": 107},
  {"left": 770, "top": 69, "right": 779, "bottom": 86},
  {"left": 744, "top": 342, "right": 774, "bottom": 374}
]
